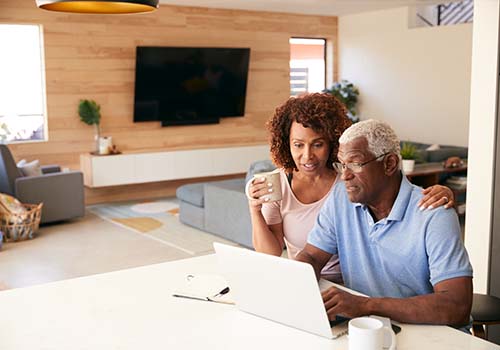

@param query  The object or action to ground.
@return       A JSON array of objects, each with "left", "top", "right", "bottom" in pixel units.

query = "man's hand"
[
  {"left": 322, "top": 286, "right": 370, "bottom": 320},
  {"left": 323, "top": 277, "right": 472, "bottom": 325}
]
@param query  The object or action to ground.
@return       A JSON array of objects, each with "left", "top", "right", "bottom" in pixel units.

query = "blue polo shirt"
[{"left": 307, "top": 175, "right": 473, "bottom": 298}]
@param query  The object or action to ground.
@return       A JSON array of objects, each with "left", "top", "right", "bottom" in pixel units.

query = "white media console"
[{"left": 80, "top": 144, "right": 269, "bottom": 187}]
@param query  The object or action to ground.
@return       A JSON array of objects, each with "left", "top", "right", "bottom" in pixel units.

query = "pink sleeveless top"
[{"left": 261, "top": 169, "right": 342, "bottom": 283}]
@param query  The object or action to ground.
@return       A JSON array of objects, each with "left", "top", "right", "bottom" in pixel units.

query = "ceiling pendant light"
[{"left": 35, "top": 0, "right": 159, "bottom": 14}]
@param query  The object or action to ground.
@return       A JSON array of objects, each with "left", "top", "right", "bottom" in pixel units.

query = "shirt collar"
[
  {"left": 353, "top": 173, "right": 412, "bottom": 222},
  {"left": 387, "top": 175, "right": 412, "bottom": 221}
]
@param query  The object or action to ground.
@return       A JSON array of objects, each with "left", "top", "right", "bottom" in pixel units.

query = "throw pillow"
[
  {"left": 0, "top": 193, "right": 27, "bottom": 217},
  {"left": 17, "top": 159, "right": 42, "bottom": 177},
  {"left": 426, "top": 144, "right": 441, "bottom": 151}
]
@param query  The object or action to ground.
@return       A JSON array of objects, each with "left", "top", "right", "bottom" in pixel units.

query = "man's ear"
[{"left": 384, "top": 153, "right": 399, "bottom": 175}]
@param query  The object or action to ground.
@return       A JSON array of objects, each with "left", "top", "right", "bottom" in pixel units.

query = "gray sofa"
[
  {"left": 0, "top": 144, "right": 85, "bottom": 224},
  {"left": 400, "top": 141, "right": 468, "bottom": 163},
  {"left": 176, "top": 160, "right": 276, "bottom": 248}
]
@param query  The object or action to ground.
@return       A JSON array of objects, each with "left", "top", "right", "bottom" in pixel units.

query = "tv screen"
[{"left": 133, "top": 46, "right": 250, "bottom": 126}]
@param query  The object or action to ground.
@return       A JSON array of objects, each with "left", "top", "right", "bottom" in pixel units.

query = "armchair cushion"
[
  {"left": 15, "top": 171, "right": 85, "bottom": 224},
  {"left": 17, "top": 159, "right": 42, "bottom": 177}
]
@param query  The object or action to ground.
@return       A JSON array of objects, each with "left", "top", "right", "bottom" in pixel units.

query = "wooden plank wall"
[{"left": 0, "top": 0, "right": 338, "bottom": 204}]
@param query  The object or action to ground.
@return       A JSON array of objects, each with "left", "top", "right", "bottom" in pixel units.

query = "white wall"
[
  {"left": 338, "top": 7, "right": 472, "bottom": 147},
  {"left": 464, "top": 0, "right": 499, "bottom": 294}
]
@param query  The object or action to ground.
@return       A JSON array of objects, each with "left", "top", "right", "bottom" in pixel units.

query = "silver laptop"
[{"left": 213, "top": 242, "right": 348, "bottom": 339}]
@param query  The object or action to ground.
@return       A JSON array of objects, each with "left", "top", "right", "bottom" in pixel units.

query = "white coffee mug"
[
  {"left": 245, "top": 169, "right": 282, "bottom": 203},
  {"left": 349, "top": 317, "right": 396, "bottom": 350}
]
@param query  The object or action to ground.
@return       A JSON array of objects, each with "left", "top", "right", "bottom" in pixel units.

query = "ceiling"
[{"left": 158, "top": 0, "right": 462, "bottom": 17}]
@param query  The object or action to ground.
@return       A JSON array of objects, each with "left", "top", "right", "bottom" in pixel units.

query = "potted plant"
[
  {"left": 323, "top": 80, "right": 360, "bottom": 123},
  {"left": 400, "top": 142, "right": 418, "bottom": 173},
  {"left": 0, "top": 122, "right": 10, "bottom": 144},
  {"left": 78, "top": 99, "right": 109, "bottom": 154}
]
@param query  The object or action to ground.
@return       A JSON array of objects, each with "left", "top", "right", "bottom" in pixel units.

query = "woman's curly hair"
[{"left": 267, "top": 93, "right": 352, "bottom": 173}]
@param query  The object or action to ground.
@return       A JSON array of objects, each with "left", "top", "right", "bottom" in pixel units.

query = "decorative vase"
[
  {"left": 98, "top": 136, "right": 113, "bottom": 155},
  {"left": 402, "top": 159, "right": 415, "bottom": 173}
]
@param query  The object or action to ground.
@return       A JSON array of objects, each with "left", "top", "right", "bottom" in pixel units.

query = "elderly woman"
[{"left": 246, "top": 93, "right": 454, "bottom": 283}]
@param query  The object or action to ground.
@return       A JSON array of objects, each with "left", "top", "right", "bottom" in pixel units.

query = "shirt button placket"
[{"left": 371, "top": 224, "right": 378, "bottom": 242}]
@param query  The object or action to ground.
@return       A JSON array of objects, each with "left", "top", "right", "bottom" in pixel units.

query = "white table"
[{"left": 0, "top": 254, "right": 498, "bottom": 350}]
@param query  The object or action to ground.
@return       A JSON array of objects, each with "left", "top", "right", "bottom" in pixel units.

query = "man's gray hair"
[{"left": 339, "top": 119, "right": 401, "bottom": 158}]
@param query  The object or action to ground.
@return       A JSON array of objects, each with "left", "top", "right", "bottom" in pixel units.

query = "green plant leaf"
[
  {"left": 323, "top": 79, "right": 359, "bottom": 123},
  {"left": 400, "top": 142, "right": 418, "bottom": 160},
  {"left": 78, "top": 99, "right": 101, "bottom": 126}
]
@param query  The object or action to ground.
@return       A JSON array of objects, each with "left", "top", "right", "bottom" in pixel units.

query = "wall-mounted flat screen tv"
[{"left": 133, "top": 46, "right": 250, "bottom": 126}]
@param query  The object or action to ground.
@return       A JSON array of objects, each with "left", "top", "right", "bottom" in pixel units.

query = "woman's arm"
[
  {"left": 418, "top": 184, "right": 455, "bottom": 210},
  {"left": 247, "top": 177, "right": 285, "bottom": 256}
]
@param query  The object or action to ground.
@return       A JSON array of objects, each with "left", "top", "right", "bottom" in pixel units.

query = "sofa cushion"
[
  {"left": 176, "top": 183, "right": 205, "bottom": 208},
  {"left": 204, "top": 179, "right": 253, "bottom": 248},
  {"left": 178, "top": 201, "right": 205, "bottom": 230},
  {"left": 204, "top": 178, "right": 245, "bottom": 192},
  {"left": 17, "top": 159, "right": 42, "bottom": 177},
  {"left": 427, "top": 146, "right": 468, "bottom": 163},
  {"left": 245, "top": 159, "right": 276, "bottom": 184}
]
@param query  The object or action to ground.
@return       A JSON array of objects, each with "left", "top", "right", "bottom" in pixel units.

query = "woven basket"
[{"left": 0, "top": 203, "right": 43, "bottom": 242}]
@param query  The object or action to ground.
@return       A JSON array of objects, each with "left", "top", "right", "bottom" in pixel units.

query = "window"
[
  {"left": 289, "top": 38, "right": 326, "bottom": 97},
  {"left": 0, "top": 24, "right": 47, "bottom": 143},
  {"left": 411, "top": 0, "right": 473, "bottom": 28}
]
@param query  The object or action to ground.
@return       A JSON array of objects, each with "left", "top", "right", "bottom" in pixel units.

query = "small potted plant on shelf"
[
  {"left": 400, "top": 142, "right": 418, "bottom": 173},
  {"left": 78, "top": 99, "right": 112, "bottom": 155}
]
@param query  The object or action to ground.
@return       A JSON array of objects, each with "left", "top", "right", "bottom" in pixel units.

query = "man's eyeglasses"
[{"left": 333, "top": 152, "right": 390, "bottom": 174}]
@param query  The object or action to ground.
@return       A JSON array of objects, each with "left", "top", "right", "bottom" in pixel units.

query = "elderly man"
[{"left": 296, "top": 119, "right": 472, "bottom": 326}]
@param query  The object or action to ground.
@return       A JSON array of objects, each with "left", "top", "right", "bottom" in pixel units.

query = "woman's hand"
[
  {"left": 444, "top": 156, "right": 464, "bottom": 169},
  {"left": 418, "top": 184, "right": 455, "bottom": 210},
  {"left": 247, "top": 177, "right": 274, "bottom": 212}
]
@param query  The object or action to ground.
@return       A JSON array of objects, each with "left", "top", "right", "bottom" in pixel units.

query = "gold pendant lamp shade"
[{"left": 36, "top": 0, "right": 159, "bottom": 14}]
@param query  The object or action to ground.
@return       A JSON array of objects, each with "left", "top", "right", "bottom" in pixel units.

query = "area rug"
[
  {"left": 88, "top": 198, "right": 232, "bottom": 256},
  {"left": 111, "top": 217, "right": 163, "bottom": 233}
]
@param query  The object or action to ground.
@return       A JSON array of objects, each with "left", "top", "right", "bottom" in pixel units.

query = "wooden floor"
[{"left": 0, "top": 211, "right": 200, "bottom": 290}]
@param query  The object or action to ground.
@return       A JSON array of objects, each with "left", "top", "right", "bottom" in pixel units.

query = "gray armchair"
[{"left": 0, "top": 144, "right": 84, "bottom": 224}]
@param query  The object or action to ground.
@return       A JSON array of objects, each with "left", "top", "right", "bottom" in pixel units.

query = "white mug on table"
[{"left": 349, "top": 317, "right": 396, "bottom": 350}]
